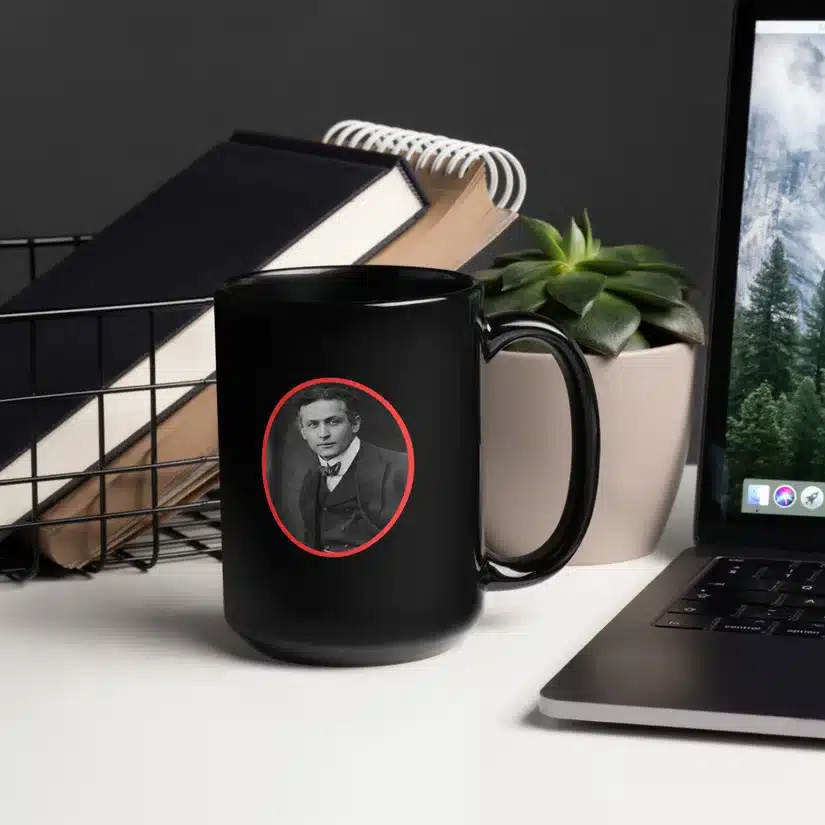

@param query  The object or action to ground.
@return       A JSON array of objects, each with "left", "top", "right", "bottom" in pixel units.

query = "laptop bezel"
[{"left": 695, "top": 0, "right": 825, "bottom": 551}]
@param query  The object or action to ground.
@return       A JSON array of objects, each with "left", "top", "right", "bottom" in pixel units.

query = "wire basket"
[{"left": 0, "top": 234, "right": 222, "bottom": 582}]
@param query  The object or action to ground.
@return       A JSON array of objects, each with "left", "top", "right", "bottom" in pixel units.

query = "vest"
[{"left": 313, "top": 453, "right": 378, "bottom": 551}]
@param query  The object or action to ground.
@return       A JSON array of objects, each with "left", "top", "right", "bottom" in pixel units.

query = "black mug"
[{"left": 213, "top": 264, "right": 600, "bottom": 666}]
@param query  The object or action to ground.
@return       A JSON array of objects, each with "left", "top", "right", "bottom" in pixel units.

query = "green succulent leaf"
[
  {"left": 603, "top": 244, "right": 670, "bottom": 263},
  {"left": 605, "top": 270, "right": 684, "bottom": 308},
  {"left": 579, "top": 244, "right": 676, "bottom": 276},
  {"left": 484, "top": 279, "right": 549, "bottom": 314},
  {"left": 580, "top": 209, "right": 595, "bottom": 255},
  {"left": 628, "top": 260, "right": 687, "bottom": 278},
  {"left": 544, "top": 269, "right": 606, "bottom": 316},
  {"left": 564, "top": 292, "right": 642, "bottom": 357},
  {"left": 472, "top": 268, "right": 505, "bottom": 284},
  {"left": 680, "top": 282, "right": 700, "bottom": 302},
  {"left": 471, "top": 268, "right": 504, "bottom": 296},
  {"left": 492, "top": 248, "right": 547, "bottom": 267},
  {"left": 577, "top": 252, "right": 634, "bottom": 275},
  {"left": 623, "top": 330, "right": 651, "bottom": 351},
  {"left": 506, "top": 339, "right": 551, "bottom": 354},
  {"left": 640, "top": 303, "right": 706, "bottom": 346},
  {"left": 523, "top": 216, "right": 563, "bottom": 245},
  {"left": 520, "top": 216, "right": 566, "bottom": 262},
  {"left": 562, "top": 217, "right": 587, "bottom": 264},
  {"left": 536, "top": 293, "right": 582, "bottom": 325},
  {"left": 500, "top": 261, "right": 561, "bottom": 292}
]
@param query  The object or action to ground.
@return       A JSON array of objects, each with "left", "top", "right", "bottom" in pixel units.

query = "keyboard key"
[
  {"left": 714, "top": 618, "right": 768, "bottom": 633},
  {"left": 667, "top": 601, "right": 704, "bottom": 615},
  {"left": 743, "top": 578, "right": 781, "bottom": 592},
  {"left": 740, "top": 606, "right": 798, "bottom": 621},
  {"left": 778, "top": 581, "right": 818, "bottom": 594},
  {"left": 771, "top": 622, "right": 825, "bottom": 638},
  {"left": 702, "top": 559, "right": 761, "bottom": 583},
  {"left": 703, "top": 559, "right": 742, "bottom": 577},
  {"left": 783, "top": 595, "right": 825, "bottom": 609},
  {"left": 783, "top": 563, "right": 823, "bottom": 583},
  {"left": 684, "top": 588, "right": 718, "bottom": 601},
  {"left": 697, "top": 580, "right": 732, "bottom": 591},
  {"left": 669, "top": 599, "right": 730, "bottom": 616},
  {"left": 799, "top": 608, "right": 825, "bottom": 623},
  {"left": 737, "top": 591, "right": 782, "bottom": 606},
  {"left": 757, "top": 562, "right": 794, "bottom": 579},
  {"left": 655, "top": 614, "right": 716, "bottom": 630}
]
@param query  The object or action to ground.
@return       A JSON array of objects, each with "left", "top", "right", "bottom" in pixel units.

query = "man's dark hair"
[{"left": 293, "top": 384, "right": 361, "bottom": 424}]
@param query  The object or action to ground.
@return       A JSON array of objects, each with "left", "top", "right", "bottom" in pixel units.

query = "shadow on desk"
[
  {"left": 107, "top": 602, "right": 312, "bottom": 669},
  {"left": 519, "top": 704, "right": 825, "bottom": 751},
  {"left": 2, "top": 576, "right": 312, "bottom": 669},
  {"left": 135, "top": 605, "right": 300, "bottom": 667}
]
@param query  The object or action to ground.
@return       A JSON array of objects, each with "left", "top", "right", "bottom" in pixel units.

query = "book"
[{"left": 0, "top": 128, "right": 428, "bottom": 544}]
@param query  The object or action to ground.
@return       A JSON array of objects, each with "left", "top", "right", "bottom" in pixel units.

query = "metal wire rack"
[{"left": 0, "top": 234, "right": 222, "bottom": 582}]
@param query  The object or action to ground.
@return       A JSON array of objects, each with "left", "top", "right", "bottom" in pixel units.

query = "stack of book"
[{"left": 0, "top": 119, "right": 527, "bottom": 569}]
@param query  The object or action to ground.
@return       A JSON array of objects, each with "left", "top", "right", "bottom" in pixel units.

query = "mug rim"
[{"left": 217, "top": 264, "right": 480, "bottom": 307}]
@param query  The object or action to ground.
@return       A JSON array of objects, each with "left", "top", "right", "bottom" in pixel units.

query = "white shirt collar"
[{"left": 318, "top": 436, "right": 361, "bottom": 476}]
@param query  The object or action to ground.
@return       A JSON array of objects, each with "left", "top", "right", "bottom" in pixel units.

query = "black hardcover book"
[{"left": 0, "top": 129, "right": 428, "bottom": 532}]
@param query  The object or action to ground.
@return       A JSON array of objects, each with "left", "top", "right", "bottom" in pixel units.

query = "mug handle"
[{"left": 478, "top": 310, "right": 601, "bottom": 590}]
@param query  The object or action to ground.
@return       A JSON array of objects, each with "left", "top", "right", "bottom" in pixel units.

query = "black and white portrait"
[{"left": 263, "top": 380, "right": 412, "bottom": 556}]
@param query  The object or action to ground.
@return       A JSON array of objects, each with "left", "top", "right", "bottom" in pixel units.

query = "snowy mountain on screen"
[{"left": 736, "top": 34, "right": 825, "bottom": 326}]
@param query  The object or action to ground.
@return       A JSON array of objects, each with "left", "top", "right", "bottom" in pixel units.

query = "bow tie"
[{"left": 321, "top": 461, "right": 341, "bottom": 477}]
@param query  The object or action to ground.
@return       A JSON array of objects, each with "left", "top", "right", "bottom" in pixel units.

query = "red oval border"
[{"left": 261, "top": 377, "right": 415, "bottom": 558}]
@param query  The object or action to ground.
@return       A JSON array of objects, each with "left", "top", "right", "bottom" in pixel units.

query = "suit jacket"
[{"left": 298, "top": 440, "right": 408, "bottom": 548}]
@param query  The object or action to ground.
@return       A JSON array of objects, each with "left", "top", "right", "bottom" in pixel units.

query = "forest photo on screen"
[{"left": 726, "top": 30, "right": 825, "bottom": 509}]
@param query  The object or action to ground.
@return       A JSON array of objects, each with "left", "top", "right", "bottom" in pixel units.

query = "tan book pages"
[
  {"left": 368, "top": 159, "right": 517, "bottom": 271},
  {"left": 99, "top": 466, "right": 219, "bottom": 560},
  {"left": 425, "top": 161, "right": 518, "bottom": 269},
  {"left": 367, "top": 164, "right": 485, "bottom": 267},
  {"left": 34, "top": 384, "right": 219, "bottom": 569}
]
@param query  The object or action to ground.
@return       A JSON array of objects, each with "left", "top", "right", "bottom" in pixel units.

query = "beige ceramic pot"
[{"left": 481, "top": 342, "right": 696, "bottom": 566}]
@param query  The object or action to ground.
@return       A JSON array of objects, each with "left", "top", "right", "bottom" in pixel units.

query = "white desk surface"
[{"left": 1, "top": 463, "right": 822, "bottom": 824}]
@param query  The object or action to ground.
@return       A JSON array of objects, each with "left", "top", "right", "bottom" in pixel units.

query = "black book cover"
[{"left": 0, "top": 128, "right": 427, "bottom": 525}]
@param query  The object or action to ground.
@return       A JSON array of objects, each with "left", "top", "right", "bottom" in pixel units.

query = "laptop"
[{"left": 538, "top": 0, "right": 825, "bottom": 739}]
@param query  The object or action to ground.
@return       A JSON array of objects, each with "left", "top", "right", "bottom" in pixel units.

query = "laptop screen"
[{"left": 731, "top": 20, "right": 825, "bottom": 518}]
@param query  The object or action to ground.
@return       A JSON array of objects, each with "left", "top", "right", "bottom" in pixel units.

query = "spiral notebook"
[{"left": 322, "top": 120, "right": 526, "bottom": 270}]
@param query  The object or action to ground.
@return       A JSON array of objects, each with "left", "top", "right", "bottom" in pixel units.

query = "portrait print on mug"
[{"left": 261, "top": 378, "right": 415, "bottom": 558}]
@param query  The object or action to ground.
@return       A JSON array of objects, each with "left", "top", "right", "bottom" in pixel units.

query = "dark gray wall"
[{"left": 0, "top": 0, "right": 737, "bottom": 461}]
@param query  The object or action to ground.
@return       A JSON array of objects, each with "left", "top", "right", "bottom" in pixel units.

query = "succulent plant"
[{"left": 472, "top": 210, "right": 706, "bottom": 357}]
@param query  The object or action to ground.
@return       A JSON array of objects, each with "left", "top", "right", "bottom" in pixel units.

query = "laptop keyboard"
[{"left": 655, "top": 557, "right": 825, "bottom": 637}]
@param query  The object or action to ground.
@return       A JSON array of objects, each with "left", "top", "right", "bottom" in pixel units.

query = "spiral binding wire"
[{"left": 322, "top": 119, "right": 527, "bottom": 212}]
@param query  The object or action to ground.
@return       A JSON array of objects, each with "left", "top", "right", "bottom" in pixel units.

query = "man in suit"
[{"left": 293, "top": 385, "right": 408, "bottom": 554}]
